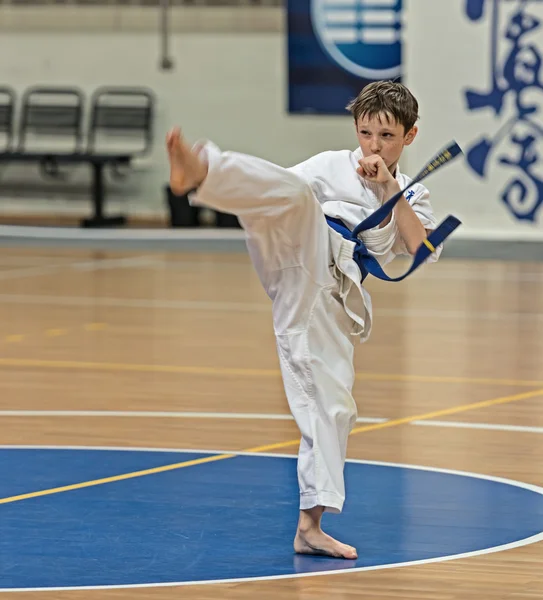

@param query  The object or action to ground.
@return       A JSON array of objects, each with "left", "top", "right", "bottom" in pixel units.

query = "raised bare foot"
[{"left": 165, "top": 127, "right": 208, "bottom": 196}]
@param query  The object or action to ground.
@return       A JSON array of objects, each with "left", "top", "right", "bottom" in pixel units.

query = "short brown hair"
[{"left": 346, "top": 81, "right": 420, "bottom": 133}]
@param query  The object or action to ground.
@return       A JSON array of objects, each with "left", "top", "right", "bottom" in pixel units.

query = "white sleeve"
[
  {"left": 359, "top": 184, "right": 442, "bottom": 266},
  {"left": 410, "top": 185, "right": 439, "bottom": 230},
  {"left": 409, "top": 184, "right": 442, "bottom": 263},
  {"left": 358, "top": 212, "right": 406, "bottom": 266},
  {"left": 287, "top": 153, "right": 332, "bottom": 205}
]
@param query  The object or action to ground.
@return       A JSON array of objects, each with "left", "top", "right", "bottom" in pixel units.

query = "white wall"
[
  {"left": 0, "top": 31, "right": 358, "bottom": 219},
  {"left": 406, "top": 0, "right": 543, "bottom": 240},
  {"left": 3, "top": 1, "right": 542, "bottom": 242}
]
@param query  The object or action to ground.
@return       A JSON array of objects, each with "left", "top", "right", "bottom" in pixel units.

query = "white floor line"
[
  {"left": 1, "top": 410, "right": 542, "bottom": 435},
  {"left": 0, "top": 256, "right": 159, "bottom": 282},
  {"left": 0, "top": 264, "right": 69, "bottom": 281},
  {"left": 413, "top": 419, "right": 543, "bottom": 434},
  {"left": 412, "top": 269, "right": 543, "bottom": 283},
  {"left": 0, "top": 257, "right": 79, "bottom": 267},
  {"left": 0, "top": 293, "right": 271, "bottom": 313},
  {"left": 376, "top": 307, "right": 543, "bottom": 322},
  {"left": 0, "top": 292, "right": 541, "bottom": 321},
  {"left": 67, "top": 255, "right": 159, "bottom": 272},
  {"left": 0, "top": 225, "right": 247, "bottom": 241},
  {"left": 0, "top": 410, "right": 386, "bottom": 423}
]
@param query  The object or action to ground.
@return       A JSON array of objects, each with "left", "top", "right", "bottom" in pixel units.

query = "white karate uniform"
[{"left": 189, "top": 142, "right": 441, "bottom": 514}]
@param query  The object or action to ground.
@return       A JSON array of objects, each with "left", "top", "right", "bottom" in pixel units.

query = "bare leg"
[{"left": 294, "top": 506, "right": 358, "bottom": 559}]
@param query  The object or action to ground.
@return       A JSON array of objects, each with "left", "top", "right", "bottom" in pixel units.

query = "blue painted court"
[{"left": 1, "top": 447, "right": 543, "bottom": 590}]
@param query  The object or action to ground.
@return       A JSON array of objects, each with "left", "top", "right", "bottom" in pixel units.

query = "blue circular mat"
[{"left": 1, "top": 447, "right": 542, "bottom": 590}]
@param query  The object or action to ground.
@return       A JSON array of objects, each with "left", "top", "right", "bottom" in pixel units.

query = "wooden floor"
[{"left": 1, "top": 246, "right": 543, "bottom": 598}]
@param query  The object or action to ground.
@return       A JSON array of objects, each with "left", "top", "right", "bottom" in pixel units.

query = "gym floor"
[{"left": 1, "top": 244, "right": 543, "bottom": 599}]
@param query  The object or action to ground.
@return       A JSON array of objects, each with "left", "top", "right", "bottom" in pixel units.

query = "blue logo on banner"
[
  {"left": 463, "top": 0, "right": 543, "bottom": 222},
  {"left": 311, "top": 0, "right": 402, "bottom": 79}
]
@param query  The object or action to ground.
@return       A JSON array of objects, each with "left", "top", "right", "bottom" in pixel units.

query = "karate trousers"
[{"left": 190, "top": 143, "right": 365, "bottom": 513}]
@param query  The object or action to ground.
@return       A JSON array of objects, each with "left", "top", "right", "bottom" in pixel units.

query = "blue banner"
[{"left": 287, "top": 0, "right": 404, "bottom": 114}]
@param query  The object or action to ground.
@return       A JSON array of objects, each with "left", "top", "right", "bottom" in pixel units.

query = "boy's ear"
[{"left": 404, "top": 126, "right": 418, "bottom": 146}]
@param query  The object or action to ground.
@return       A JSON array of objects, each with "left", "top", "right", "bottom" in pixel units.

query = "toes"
[
  {"left": 166, "top": 127, "right": 182, "bottom": 152},
  {"left": 344, "top": 546, "right": 358, "bottom": 559}
]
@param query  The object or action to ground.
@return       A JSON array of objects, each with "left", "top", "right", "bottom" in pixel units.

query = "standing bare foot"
[{"left": 293, "top": 506, "right": 358, "bottom": 559}]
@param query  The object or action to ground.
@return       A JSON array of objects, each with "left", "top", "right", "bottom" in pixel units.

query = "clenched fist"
[{"left": 356, "top": 155, "right": 396, "bottom": 185}]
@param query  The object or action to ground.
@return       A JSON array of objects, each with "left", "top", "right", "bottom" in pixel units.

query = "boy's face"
[{"left": 355, "top": 113, "right": 417, "bottom": 174}]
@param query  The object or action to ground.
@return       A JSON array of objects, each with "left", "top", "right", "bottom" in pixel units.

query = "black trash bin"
[
  {"left": 165, "top": 185, "right": 199, "bottom": 227},
  {"left": 216, "top": 210, "right": 242, "bottom": 229},
  {"left": 165, "top": 185, "right": 242, "bottom": 229}
]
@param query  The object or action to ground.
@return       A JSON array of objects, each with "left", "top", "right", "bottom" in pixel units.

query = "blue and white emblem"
[
  {"left": 463, "top": 0, "right": 543, "bottom": 222},
  {"left": 311, "top": 0, "right": 403, "bottom": 80}
]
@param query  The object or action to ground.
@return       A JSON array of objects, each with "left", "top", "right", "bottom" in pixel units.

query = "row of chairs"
[
  {"left": 0, "top": 85, "right": 155, "bottom": 227},
  {"left": 0, "top": 85, "right": 154, "bottom": 156}
]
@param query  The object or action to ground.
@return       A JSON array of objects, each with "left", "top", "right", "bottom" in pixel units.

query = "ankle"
[{"left": 298, "top": 506, "right": 324, "bottom": 533}]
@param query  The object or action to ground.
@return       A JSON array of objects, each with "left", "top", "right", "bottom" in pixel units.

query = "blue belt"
[{"left": 326, "top": 197, "right": 461, "bottom": 283}]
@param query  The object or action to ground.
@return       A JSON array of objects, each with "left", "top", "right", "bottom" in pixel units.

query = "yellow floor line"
[
  {"left": 2, "top": 386, "right": 542, "bottom": 506},
  {"left": 1, "top": 358, "right": 542, "bottom": 388}
]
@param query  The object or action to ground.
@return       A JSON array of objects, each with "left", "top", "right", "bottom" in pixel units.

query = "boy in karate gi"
[{"left": 166, "top": 81, "right": 441, "bottom": 560}]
